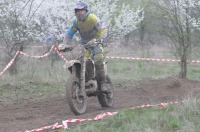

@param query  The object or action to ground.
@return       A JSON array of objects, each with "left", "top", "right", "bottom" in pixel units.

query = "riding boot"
[
  {"left": 95, "top": 60, "right": 110, "bottom": 93},
  {"left": 96, "top": 68, "right": 107, "bottom": 91}
]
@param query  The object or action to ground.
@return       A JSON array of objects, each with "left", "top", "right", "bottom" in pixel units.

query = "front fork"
[{"left": 79, "top": 56, "right": 86, "bottom": 96}]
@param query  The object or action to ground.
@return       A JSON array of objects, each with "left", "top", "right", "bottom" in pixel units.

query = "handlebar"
[{"left": 58, "top": 41, "right": 107, "bottom": 53}]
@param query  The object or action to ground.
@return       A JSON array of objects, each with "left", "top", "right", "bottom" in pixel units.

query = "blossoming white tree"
[
  {"left": 1, "top": 0, "right": 143, "bottom": 42},
  {"left": 0, "top": 0, "right": 143, "bottom": 74}
]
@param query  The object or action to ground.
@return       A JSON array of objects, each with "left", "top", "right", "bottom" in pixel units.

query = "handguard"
[{"left": 58, "top": 44, "right": 73, "bottom": 52}]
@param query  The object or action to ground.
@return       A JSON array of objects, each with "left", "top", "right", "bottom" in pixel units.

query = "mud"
[{"left": 0, "top": 76, "right": 200, "bottom": 131}]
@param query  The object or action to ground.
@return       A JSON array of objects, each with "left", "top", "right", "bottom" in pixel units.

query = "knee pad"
[
  {"left": 94, "top": 54, "right": 104, "bottom": 63},
  {"left": 85, "top": 49, "right": 91, "bottom": 58},
  {"left": 94, "top": 54, "right": 104, "bottom": 69}
]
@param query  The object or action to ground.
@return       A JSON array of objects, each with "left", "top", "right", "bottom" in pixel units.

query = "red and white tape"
[
  {"left": 1, "top": 47, "right": 200, "bottom": 77},
  {"left": 19, "top": 45, "right": 55, "bottom": 59},
  {"left": 63, "top": 112, "right": 118, "bottom": 123},
  {"left": 105, "top": 56, "right": 200, "bottom": 63},
  {"left": 24, "top": 122, "right": 68, "bottom": 132},
  {"left": 54, "top": 46, "right": 68, "bottom": 61},
  {"left": 23, "top": 100, "right": 188, "bottom": 132},
  {"left": 0, "top": 45, "right": 60, "bottom": 77},
  {"left": 130, "top": 101, "right": 179, "bottom": 109},
  {"left": 24, "top": 112, "right": 117, "bottom": 132},
  {"left": 0, "top": 51, "right": 20, "bottom": 76}
]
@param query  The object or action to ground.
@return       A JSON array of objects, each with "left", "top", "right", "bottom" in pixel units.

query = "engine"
[{"left": 85, "top": 80, "right": 98, "bottom": 96}]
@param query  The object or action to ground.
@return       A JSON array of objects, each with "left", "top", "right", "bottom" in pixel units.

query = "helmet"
[
  {"left": 74, "top": 1, "right": 89, "bottom": 12},
  {"left": 74, "top": 1, "right": 90, "bottom": 20}
]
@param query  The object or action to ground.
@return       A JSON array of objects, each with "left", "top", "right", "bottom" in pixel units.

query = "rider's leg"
[
  {"left": 85, "top": 49, "right": 95, "bottom": 82},
  {"left": 92, "top": 45, "right": 110, "bottom": 93},
  {"left": 94, "top": 54, "right": 108, "bottom": 92}
]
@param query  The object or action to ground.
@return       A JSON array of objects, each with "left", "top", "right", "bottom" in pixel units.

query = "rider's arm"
[
  {"left": 64, "top": 19, "right": 78, "bottom": 44},
  {"left": 92, "top": 15, "right": 107, "bottom": 42}
]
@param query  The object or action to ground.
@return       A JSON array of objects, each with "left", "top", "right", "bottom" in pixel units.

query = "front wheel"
[
  {"left": 66, "top": 77, "right": 87, "bottom": 115},
  {"left": 98, "top": 75, "right": 114, "bottom": 107}
]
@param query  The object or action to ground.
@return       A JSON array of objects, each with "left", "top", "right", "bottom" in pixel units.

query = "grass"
[
  {"left": 0, "top": 81, "right": 65, "bottom": 103},
  {"left": 107, "top": 59, "right": 180, "bottom": 81},
  {"left": 0, "top": 55, "right": 69, "bottom": 103},
  {"left": 0, "top": 45, "right": 200, "bottom": 131},
  {"left": 63, "top": 99, "right": 200, "bottom": 132},
  {"left": 1, "top": 46, "right": 200, "bottom": 101}
]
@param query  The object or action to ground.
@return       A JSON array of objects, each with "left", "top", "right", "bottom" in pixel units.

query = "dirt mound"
[
  {"left": 133, "top": 76, "right": 199, "bottom": 104},
  {"left": 0, "top": 76, "right": 200, "bottom": 131}
]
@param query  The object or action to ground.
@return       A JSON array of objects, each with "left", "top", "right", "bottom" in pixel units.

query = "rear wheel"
[
  {"left": 66, "top": 77, "right": 87, "bottom": 115},
  {"left": 97, "top": 75, "right": 114, "bottom": 107}
]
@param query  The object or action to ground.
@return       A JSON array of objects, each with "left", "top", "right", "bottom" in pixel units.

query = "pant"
[{"left": 84, "top": 44, "right": 106, "bottom": 84}]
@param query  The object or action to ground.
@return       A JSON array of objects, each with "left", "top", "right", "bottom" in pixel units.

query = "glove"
[
  {"left": 58, "top": 44, "right": 73, "bottom": 52},
  {"left": 87, "top": 39, "right": 97, "bottom": 46}
]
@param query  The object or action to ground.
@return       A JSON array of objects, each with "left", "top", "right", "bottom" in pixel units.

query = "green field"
[
  {"left": 0, "top": 46, "right": 200, "bottom": 131},
  {"left": 64, "top": 99, "right": 200, "bottom": 132},
  {"left": 1, "top": 46, "right": 200, "bottom": 102}
]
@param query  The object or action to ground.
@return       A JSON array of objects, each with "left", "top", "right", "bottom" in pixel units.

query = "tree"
[
  {"left": 0, "top": 0, "right": 43, "bottom": 74},
  {"left": 89, "top": 0, "right": 143, "bottom": 46},
  {"left": 154, "top": 0, "right": 200, "bottom": 79},
  {"left": 0, "top": 0, "right": 143, "bottom": 74}
]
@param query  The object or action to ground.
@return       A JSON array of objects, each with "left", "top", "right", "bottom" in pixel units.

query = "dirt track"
[{"left": 0, "top": 76, "right": 200, "bottom": 132}]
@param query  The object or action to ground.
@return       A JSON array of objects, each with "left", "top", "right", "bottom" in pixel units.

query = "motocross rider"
[{"left": 59, "top": 1, "right": 109, "bottom": 93}]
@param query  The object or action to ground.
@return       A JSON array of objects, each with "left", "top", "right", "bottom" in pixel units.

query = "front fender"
[{"left": 63, "top": 60, "right": 81, "bottom": 73}]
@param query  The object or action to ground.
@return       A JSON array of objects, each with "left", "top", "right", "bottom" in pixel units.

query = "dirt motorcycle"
[{"left": 58, "top": 42, "right": 114, "bottom": 115}]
